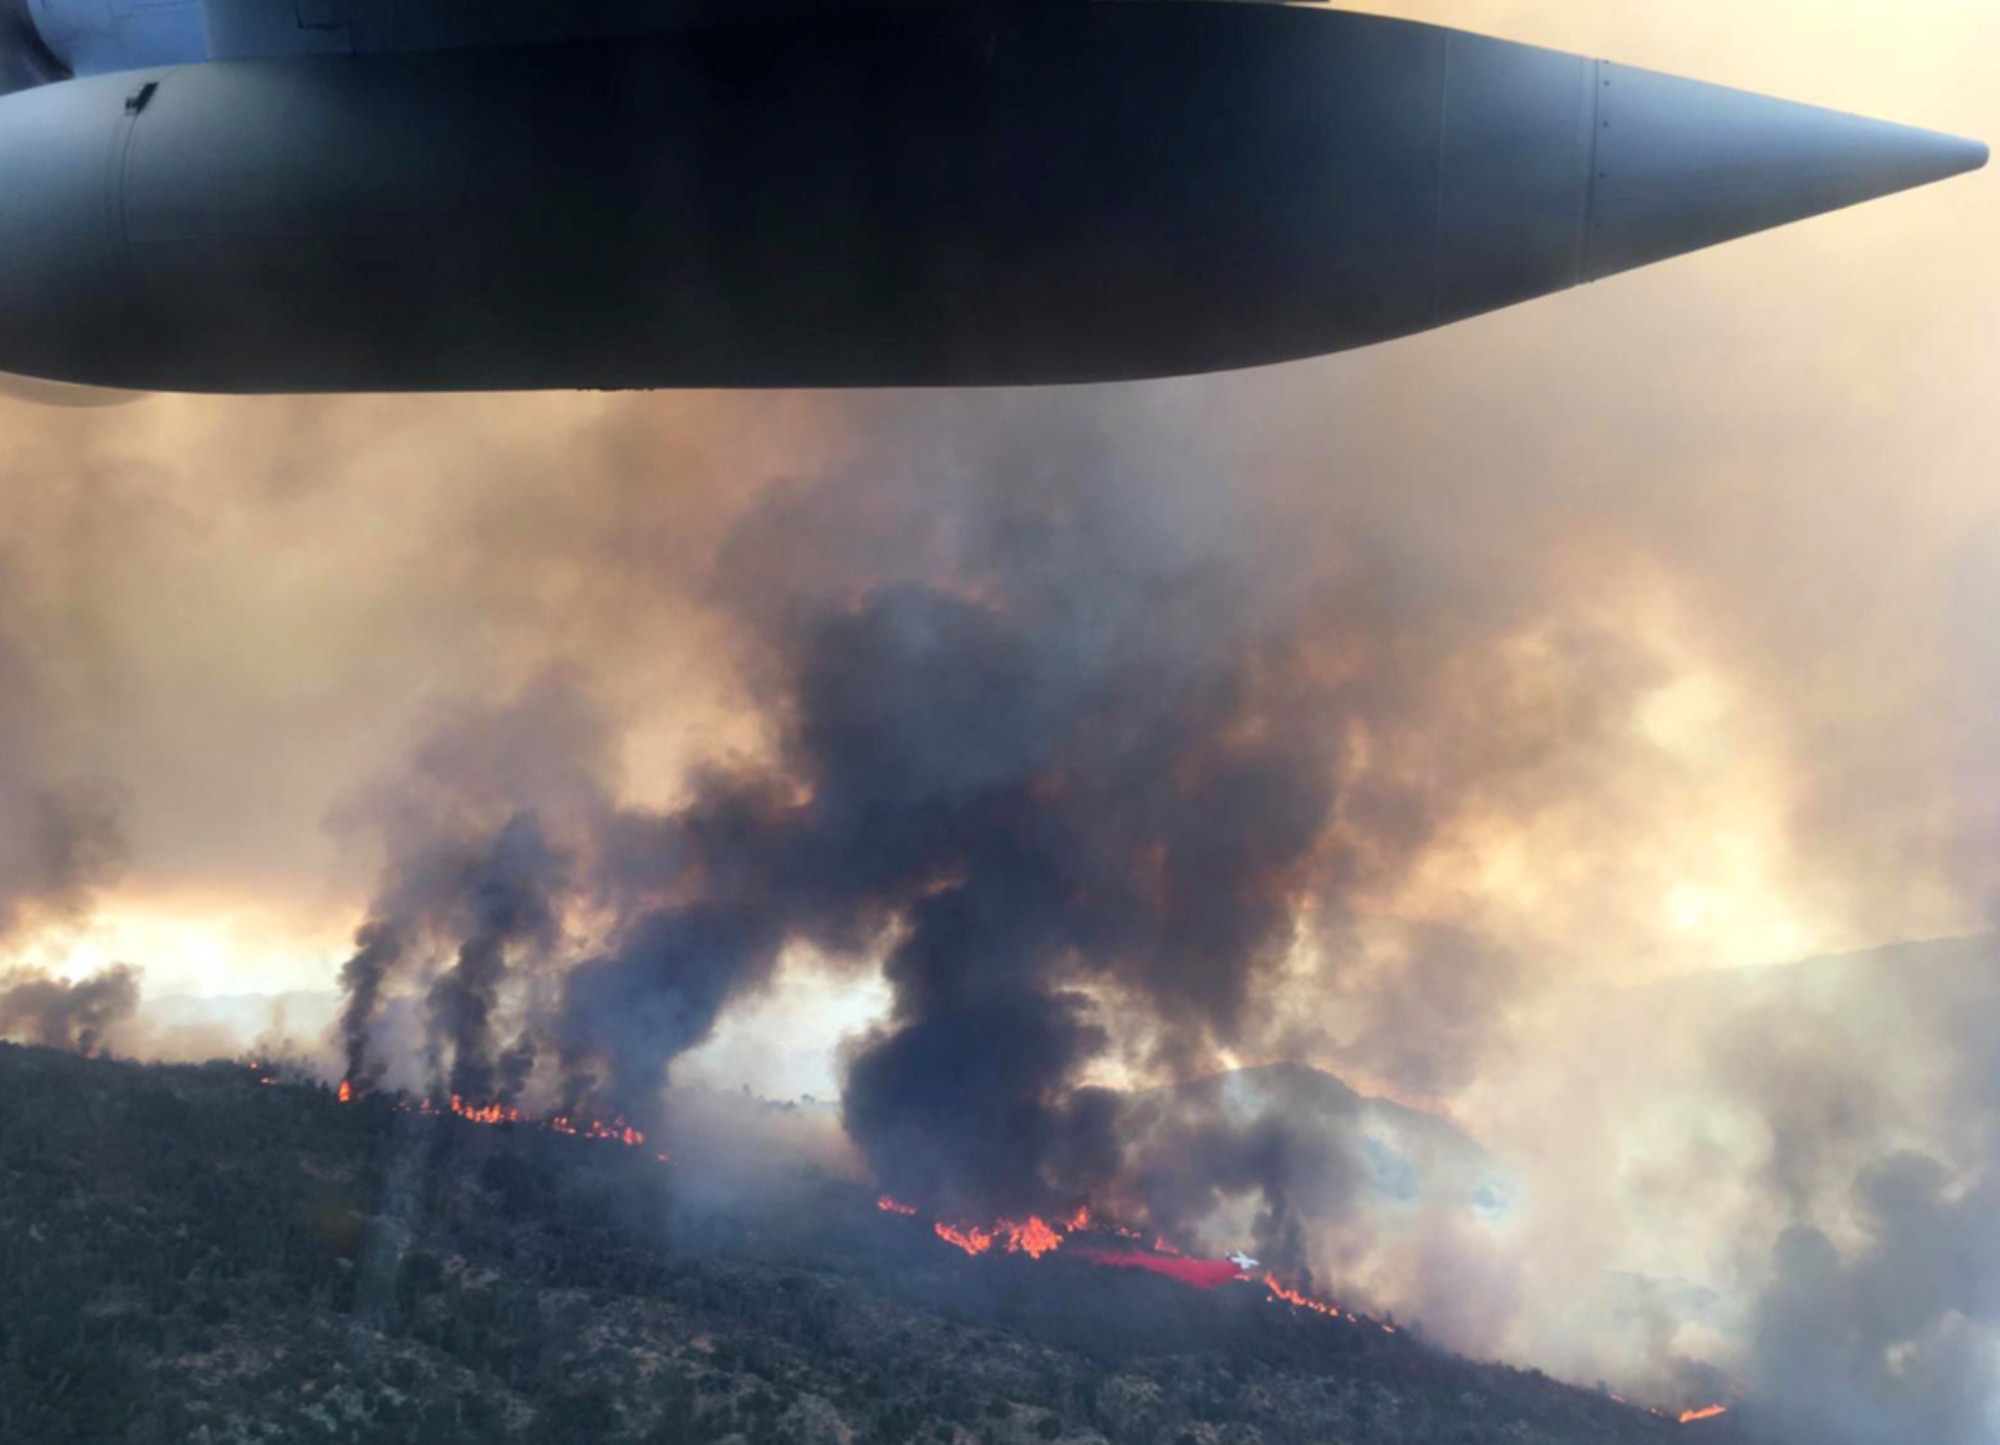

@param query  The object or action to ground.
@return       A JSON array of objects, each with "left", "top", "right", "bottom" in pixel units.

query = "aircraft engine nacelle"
[
  {"left": 2, "top": 0, "right": 204, "bottom": 89},
  {"left": 1, "top": 0, "right": 67, "bottom": 95}
]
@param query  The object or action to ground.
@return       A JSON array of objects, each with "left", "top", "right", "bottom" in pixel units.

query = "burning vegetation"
[
  {"left": 880, "top": 1194, "right": 1359, "bottom": 1327},
  {"left": 3, "top": 1042, "right": 1701, "bottom": 1445},
  {"left": 868, "top": 1187, "right": 1742, "bottom": 1425},
  {"left": 330, "top": 1072, "right": 659, "bottom": 1157},
  {"left": 932, "top": 1215, "right": 1065, "bottom": 1260}
]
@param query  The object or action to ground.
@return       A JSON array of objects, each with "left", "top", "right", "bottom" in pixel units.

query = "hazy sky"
[{"left": 4, "top": 0, "right": 1989, "bottom": 1003}]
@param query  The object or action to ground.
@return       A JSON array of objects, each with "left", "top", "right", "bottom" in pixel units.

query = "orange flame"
[
  {"left": 876, "top": 1199, "right": 1564, "bottom": 1380},
  {"left": 880, "top": 1198, "right": 1389, "bottom": 1337},
  {"left": 449, "top": 1094, "right": 523, "bottom": 1126},
  {"left": 1265, "top": 1278, "right": 1339, "bottom": 1319},
  {"left": 878, "top": 1200, "right": 1739, "bottom": 1426},
  {"left": 931, "top": 1215, "right": 1073, "bottom": 1259},
  {"left": 935, "top": 1221, "right": 994, "bottom": 1255},
  {"left": 893, "top": 1200, "right": 1266, "bottom": 1284},
  {"left": 1263, "top": 1277, "right": 1378, "bottom": 1327},
  {"left": 1003, "top": 1216, "right": 1064, "bottom": 1259},
  {"left": 342, "top": 1084, "right": 654, "bottom": 1155}
]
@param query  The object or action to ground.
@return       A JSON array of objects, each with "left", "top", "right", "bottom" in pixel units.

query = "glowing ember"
[
  {"left": 1265, "top": 1277, "right": 1344, "bottom": 1319},
  {"left": 333, "top": 1082, "right": 652, "bottom": 1153},
  {"left": 1679, "top": 1405, "right": 1729, "bottom": 1424},
  {"left": 877, "top": 1195, "right": 918, "bottom": 1216},
  {"left": 548, "top": 1113, "right": 647, "bottom": 1146},
  {"left": 1063, "top": 1205, "right": 1092, "bottom": 1232}
]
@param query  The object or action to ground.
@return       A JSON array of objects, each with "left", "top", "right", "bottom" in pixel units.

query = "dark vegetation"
[{"left": 0, "top": 1043, "right": 1677, "bottom": 1444}]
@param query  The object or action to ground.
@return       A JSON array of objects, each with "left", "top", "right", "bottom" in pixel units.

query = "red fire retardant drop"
[{"left": 1075, "top": 1250, "right": 1247, "bottom": 1289}]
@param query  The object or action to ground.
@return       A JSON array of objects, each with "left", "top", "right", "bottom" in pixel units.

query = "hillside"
[{"left": 0, "top": 1044, "right": 1680, "bottom": 1445}]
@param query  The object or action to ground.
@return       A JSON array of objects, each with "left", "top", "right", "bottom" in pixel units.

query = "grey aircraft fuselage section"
[{"left": 0, "top": 2, "right": 1986, "bottom": 394}]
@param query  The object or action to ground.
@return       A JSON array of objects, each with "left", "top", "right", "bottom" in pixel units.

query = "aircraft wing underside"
[
  {"left": 204, "top": 0, "right": 923, "bottom": 61},
  {"left": 14, "top": 0, "right": 1295, "bottom": 80},
  {"left": 196, "top": 0, "right": 1187, "bottom": 62}
]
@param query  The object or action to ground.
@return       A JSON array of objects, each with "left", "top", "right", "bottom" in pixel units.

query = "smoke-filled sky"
[{"left": 1, "top": 0, "right": 1996, "bottom": 1436}]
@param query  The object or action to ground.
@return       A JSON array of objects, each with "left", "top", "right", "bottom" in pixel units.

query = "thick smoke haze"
[
  {"left": 0, "top": 0, "right": 1994, "bottom": 1438},
  {"left": 0, "top": 563, "right": 127, "bottom": 947},
  {"left": 309, "top": 393, "right": 1683, "bottom": 1238},
  {"left": 0, "top": 962, "right": 139, "bottom": 1054}
]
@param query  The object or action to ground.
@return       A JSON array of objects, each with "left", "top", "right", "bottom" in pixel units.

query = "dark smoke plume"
[
  {"left": 336, "top": 921, "right": 405, "bottom": 1089},
  {"left": 539, "top": 419, "right": 1349, "bottom": 1219},
  {"left": 0, "top": 963, "right": 140, "bottom": 1054},
  {"left": 558, "top": 903, "right": 785, "bottom": 1119},
  {"left": 329, "top": 673, "right": 615, "bottom": 1096},
  {"left": 425, "top": 812, "right": 564, "bottom": 1102},
  {"left": 332, "top": 403, "right": 1366, "bottom": 1234}
]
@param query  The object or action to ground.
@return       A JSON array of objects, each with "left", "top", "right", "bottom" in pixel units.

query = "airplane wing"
[
  {"left": 200, "top": 0, "right": 1033, "bottom": 62},
  {"left": 6, "top": 0, "right": 1056, "bottom": 77},
  {"left": 19, "top": 0, "right": 1302, "bottom": 77}
]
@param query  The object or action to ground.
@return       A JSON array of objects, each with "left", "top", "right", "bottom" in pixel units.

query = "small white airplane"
[{"left": 1229, "top": 1253, "right": 1260, "bottom": 1272}]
